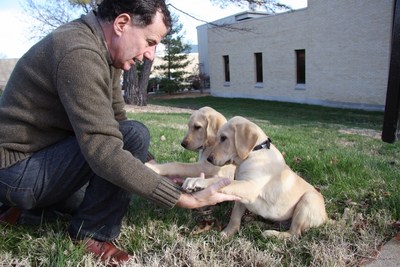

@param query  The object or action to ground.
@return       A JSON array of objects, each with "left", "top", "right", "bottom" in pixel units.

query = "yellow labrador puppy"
[
  {"left": 182, "top": 116, "right": 327, "bottom": 238},
  {"left": 145, "top": 106, "right": 235, "bottom": 180}
]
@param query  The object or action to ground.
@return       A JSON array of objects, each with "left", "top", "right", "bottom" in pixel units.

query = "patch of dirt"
[
  {"left": 338, "top": 128, "right": 381, "bottom": 139},
  {"left": 125, "top": 104, "right": 193, "bottom": 114},
  {"left": 124, "top": 90, "right": 209, "bottom": 114},
  {"left": 150, "top": 90, "right": 210, "bottom": 99}
]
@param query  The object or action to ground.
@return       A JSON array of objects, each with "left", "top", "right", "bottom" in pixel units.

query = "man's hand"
[{"left": 176, "top": 176, "right": 241, "bottom": 209}]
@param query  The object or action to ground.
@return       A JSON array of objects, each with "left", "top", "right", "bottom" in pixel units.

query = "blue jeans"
[{"left": 0, "top": 120, "right": 150, "bottom": 241}]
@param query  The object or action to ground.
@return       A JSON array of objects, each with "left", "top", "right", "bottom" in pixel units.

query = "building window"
[
  {"left": 223, "top": 55, "right": 230, "bottom": 82},
  {"left": 296, "top": 49, "right": 305, "bottom": 85},
  {"left": 255, "top": 52, "right": 263, "bottom": 83}
]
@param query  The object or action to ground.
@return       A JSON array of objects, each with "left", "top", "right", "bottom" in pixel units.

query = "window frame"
[
  {"left": 295, "top": 49, "right": 306, "bottom": 86},
  {"left": 255, "top": 52, "right": 263, "bottom": 84},
  {"left": 223, "top": 55, "right": 230, "bottom": 83}
]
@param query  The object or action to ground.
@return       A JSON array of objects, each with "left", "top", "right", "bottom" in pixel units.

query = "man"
[{"left": 0, "top": 0, "right": 239, "bottom": 264}]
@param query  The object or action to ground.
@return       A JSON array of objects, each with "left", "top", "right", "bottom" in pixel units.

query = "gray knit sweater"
[{"left": 0, "top": 12, "right": 180, "bottom": 209}]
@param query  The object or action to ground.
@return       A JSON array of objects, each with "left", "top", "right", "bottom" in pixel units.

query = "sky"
[{"left": 0, "top": 0, "right": 307, "bottom": 59}]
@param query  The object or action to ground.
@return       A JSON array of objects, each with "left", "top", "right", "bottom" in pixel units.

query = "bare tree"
[
  {"left": 21, "top": 0, "right": 91, "bottom": 40},
  {"left": 123, "top": 59, "right": 152, "bottom": 106},
  {"left": 168, "top": 4, "right": 252, "bottom": 33},
  {"left": 209, "top": 0, "right": 290, "bottom": 13},
  {"left": 70, "top": 0, "right": 101, "bottom": 14},
  {"left": 167, "top": 0, "right": 290, "bottom": 35}
]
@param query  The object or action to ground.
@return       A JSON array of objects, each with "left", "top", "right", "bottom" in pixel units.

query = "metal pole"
[{"left": 382, "top": 0, "right": 400, "bottom": 143}]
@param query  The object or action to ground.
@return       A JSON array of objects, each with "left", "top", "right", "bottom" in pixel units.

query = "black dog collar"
[{"left": 253, "top": 138, "right": 272, "bottom": 151}]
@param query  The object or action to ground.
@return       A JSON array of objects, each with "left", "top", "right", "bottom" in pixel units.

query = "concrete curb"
[{"left": 366, "top": 235, "right": 400, "bottom": 267}]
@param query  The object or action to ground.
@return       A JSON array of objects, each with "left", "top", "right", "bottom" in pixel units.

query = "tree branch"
[{"left": 167, "top": 3, "right": 253, "bottom": 33}]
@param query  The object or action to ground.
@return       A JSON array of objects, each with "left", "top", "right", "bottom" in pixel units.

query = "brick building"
[{"left": 197, "top": 0, "right": 393, "bottom": 110}]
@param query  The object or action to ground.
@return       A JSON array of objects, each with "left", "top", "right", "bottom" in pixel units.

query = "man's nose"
[{"left": 143, "top": 47, "right": 156, "bottom": 61}]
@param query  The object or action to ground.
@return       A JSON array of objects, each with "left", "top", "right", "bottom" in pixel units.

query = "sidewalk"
[{"left": 366, "top": 235, "right": 400, "bottom": 267}]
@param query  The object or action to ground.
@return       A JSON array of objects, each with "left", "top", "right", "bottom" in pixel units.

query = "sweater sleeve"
[{"left": 56, "top": 49, "right": 180, "bottom": 208}]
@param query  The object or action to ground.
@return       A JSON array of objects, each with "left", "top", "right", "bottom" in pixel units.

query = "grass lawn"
[{"left": 1, "top": 96, "right": 399, "bottom": 266}]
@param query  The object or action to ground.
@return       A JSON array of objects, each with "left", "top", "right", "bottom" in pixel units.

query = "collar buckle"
[{"left": 253, "top": 138, "right": 272, "bottom": 151}]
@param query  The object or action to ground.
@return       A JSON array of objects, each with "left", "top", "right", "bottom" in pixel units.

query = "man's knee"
[
  {"left": 119, "top": 120, "right": 150, "bottom": 161},
  {"left": 120, "top": 120, "right": 150, "bottom": 141}
]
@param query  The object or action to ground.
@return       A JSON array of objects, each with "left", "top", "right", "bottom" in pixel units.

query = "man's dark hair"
[{"left": 97, "top": 0, "right": 171, "bottom": 29}]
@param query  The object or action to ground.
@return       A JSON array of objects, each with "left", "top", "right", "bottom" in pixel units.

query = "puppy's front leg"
[
  {"left": 219, "top": 180, "right": 261, "bottom": 203},
  {"left": 221, "top": 201, "right": 247, "bottom": 238}
]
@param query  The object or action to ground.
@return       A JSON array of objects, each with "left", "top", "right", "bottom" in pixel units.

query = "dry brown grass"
[{"left": 101, "top": 208, "right": 393, "bottom": 267}]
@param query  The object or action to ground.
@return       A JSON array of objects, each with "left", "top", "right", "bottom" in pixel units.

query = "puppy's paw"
[
  {"left": 220, "top": 227, "right": 237, "bottom": 239},
  {"left": 181, "top": 177, "right": 207, "bottom": 192},
  {"left": 262, "top": 230, "right": 291, "bottom": 239},
  {"left": 220, "top": 231, "right": 229, "bottom": 239}
]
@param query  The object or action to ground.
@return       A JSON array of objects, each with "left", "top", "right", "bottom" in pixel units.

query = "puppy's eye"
[
  {"left": 194, "top": 125, "right": 201, "bottom": 130},
  {"left": 220, "top": 136, "right": 227, "bottom": 142}
]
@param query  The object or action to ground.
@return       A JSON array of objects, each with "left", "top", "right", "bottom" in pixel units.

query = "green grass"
[{"left": 1, "top": 96, "right": 399, "bottom": 266}]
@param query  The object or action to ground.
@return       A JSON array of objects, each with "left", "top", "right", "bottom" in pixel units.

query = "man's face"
[{"left": 109, "top": 11, "right": 168, "bottom": 71}]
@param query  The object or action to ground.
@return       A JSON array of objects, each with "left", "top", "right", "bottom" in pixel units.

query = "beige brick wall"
[{"left": 205, "top": 0, "right": 393, "bottom": 110}]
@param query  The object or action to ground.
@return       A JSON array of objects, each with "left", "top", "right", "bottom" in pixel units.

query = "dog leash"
[{"left": 253, "top": 138, "right": 272, "bottom": 151}]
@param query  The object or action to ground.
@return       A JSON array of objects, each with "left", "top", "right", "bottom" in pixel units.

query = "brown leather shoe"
[
  {"left": 0, "top": 206, "right": 21, "bottom": 225},
  {"left": 83, "top": 238, "right": 130, "bottom": 265}
]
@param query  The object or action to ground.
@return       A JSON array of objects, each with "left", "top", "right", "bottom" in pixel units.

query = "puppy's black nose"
[
  {"left": 207, "top": 156, "right": 214, "bottom": 163},
  {"left": 181, "top": 142, "right": 187, "bottom": 148}
]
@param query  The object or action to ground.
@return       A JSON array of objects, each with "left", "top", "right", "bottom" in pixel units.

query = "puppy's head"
[
  {"left": 181, "top": 106, "right": 226, "bottom": 151},
  {"left": 207, "top": 116, "right": 262, "bottom": 166}
]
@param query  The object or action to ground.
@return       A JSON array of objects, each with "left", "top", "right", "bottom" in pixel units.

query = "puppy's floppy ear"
[
  {"left": 234, "top": 122, "right": 258, "bottom": 160},
  {"left": 206, "top": 113, "right": 226, "bottom": 146}
]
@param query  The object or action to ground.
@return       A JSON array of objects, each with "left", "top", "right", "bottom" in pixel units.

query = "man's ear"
[
  {"left": 114, "top": 13, "right": 131, "bottom": 36},
  {"left": 234, "top": 123, "right": 258, "bottom": 160}
]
